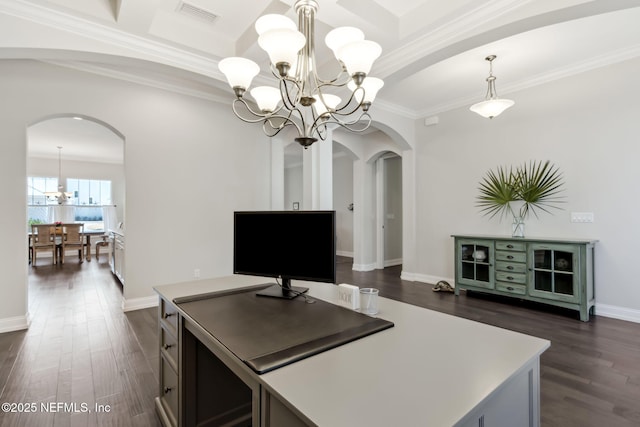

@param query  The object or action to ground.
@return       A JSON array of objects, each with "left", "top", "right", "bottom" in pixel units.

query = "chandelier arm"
[
  {"left": 334, "top": 87, "right": 364, "bottom": 115},
  {"left": 314, "top": 69, "right": 352, "bottom": 87},
  {"left": 262, "top": 120, "right": 298, "bottom": 138},
  {"left": 308, "top": 117, "right": 329, "bottom": 142},
  {"left": 232, "top": 98, "right": 297, "bottom": 125},
  {"left": 279, "top": 78, "right": 304, "bottom": 111},
  {"left": 231, "top": 99, "right": 273, "bottom": 124},
  {"left": 308, "top": 111, "right": 372, "bottom": 142},
  {"left": 263, "top": 109, "right": 305, "bottom": 138},
  {"left": 316, "top": 125, "right": 328, "bottom": 141},
  {"left": 324, "top": 111, "right": 372, "bottom": 132}
]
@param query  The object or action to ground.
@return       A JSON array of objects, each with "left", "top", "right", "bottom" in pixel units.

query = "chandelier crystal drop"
[
  {"left": 470, "top": 55, "right": 514, "bottom": 119},
  {"left": 218, "top": 0, "right": 384, "bottom": 148}
]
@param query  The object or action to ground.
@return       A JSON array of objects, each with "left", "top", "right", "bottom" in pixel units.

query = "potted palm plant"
[{"left": 476, "top": 160, "right": 565, "bottom": 237}]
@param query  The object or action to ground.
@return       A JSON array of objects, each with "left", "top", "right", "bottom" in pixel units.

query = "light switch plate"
[
  {"left": 337, "top": 283, "right": 359, "bottom": 310},
  {"left": 571, "top": 212, "right": 594, "bottom": 223}
]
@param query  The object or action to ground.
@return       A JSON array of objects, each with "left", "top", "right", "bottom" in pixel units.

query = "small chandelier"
[
  {"left": 45, "top": 146, "right": 73, "bottom": 204},
  {"left": 470, "top": 55, "right": 514, "bottom": 119},
  {"left": 218, "top": 0, "right": 384, "bottom": 148}
]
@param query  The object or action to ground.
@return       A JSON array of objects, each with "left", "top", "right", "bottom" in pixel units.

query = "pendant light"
[
  {"left": 45, "top": 146, "right": 73, "bottom": 204},
  {"left": 470, "top": 55, "right": 514, "bottom": 119}
]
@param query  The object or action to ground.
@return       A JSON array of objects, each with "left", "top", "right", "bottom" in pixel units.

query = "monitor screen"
[{"left": 234, "top": 210, "right": 336, "bottom": 299}]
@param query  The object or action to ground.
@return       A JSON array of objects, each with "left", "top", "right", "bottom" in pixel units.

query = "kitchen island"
[{"left": 154, "top": 275, "right": 549, "bottom": 426}]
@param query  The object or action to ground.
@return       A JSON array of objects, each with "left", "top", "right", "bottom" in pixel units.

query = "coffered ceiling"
[{"left": 2, "top": 0, "right": 640, "bottom": 161}]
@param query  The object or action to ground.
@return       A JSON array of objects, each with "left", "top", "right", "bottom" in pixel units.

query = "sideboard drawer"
[
  {"left": 495, "top": 241, "right": 526, "bottom": 252},
  {"left": 496, "top": 282, "right": 526, "bottom": 295},
  {"left": 495, "top": 251, "right": 526, "bottom": 263},
  {"left": 496, "top": 271, "right": 527, "bottom": 284},
  {"left": 495, "top": 261, "right": 527, "bottom": 274}
]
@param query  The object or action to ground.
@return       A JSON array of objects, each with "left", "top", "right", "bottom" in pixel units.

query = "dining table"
[{"left": 28, "top": 228, "right": 108, "bottom": 263}]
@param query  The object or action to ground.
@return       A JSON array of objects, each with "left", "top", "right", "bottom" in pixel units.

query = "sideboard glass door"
[
  {"left": 528, "top": 244, "right": 579, "bottom": 303},
  {"left": 459, "top": 241, "right": 494, "bottom": 289}
]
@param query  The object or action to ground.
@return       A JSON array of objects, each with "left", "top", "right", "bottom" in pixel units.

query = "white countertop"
[{"left": 155, "top": 276, "right": 550, "bottom": 427}]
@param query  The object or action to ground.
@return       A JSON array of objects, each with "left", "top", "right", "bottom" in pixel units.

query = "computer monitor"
[{"left": 233, "top": 210, "right": 336, "bottom": 299}]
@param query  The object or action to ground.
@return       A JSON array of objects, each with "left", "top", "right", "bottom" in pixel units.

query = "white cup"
[{"left": 359, "top": 288, "right": 379, "bottom": 315}]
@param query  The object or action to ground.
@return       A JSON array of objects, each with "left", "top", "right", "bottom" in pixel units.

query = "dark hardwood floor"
[
  {"left": 1, "top": 256, "right": 639, "bottom": 426},
  {"left": 0, "top": 258, "right": 160, "bottom": 427},
  {"left": 336, "top": 257, "right": 640, "bottom": 427}
]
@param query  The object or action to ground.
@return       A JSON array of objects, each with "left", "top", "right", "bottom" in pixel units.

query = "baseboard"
[
  {"left": 352, "top": 262, "right": 377, "bottom": 272},
  {"left": 402, "top": 272, "right": 454, "bottom": 286},
  {"left": 121, "top": 295, "right": 159, "bottom": 312},
  {"left": 336, "top": 250, "right": 354, "bottom": 258},
  {"left": 596, "top": 303, "right": 640, "bottom": 324},
  {"left": 384, "top": 258, "right": 402, "bottom": 268},
  {"left": 0, "top": 314, "right": 31, "bottom": 333}
]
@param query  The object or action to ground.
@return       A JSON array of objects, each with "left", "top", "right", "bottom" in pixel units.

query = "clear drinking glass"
[{"left": 359, "top": 288, "right": 379, "bottom": 315}]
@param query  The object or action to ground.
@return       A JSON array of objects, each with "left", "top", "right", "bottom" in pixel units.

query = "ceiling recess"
[{"left": 177, "top": 1, "right": 218, "bottom": 24}]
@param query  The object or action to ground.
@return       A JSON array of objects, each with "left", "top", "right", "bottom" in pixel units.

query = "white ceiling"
[{"left": 4, "top": 0, "right": 640, "bottom": 163}]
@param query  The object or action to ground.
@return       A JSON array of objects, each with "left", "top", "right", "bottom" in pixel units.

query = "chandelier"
[
  {"left": 45, "top": 146, "right": 73, "bottom": 204},
  {"left": 470, "top": 55, "right": 514, "bottom": 119},
  {"left": 218, "top": 0, "right": 384, "bottom": 148}
]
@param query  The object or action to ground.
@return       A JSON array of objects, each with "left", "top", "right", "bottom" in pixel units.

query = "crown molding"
[
  {"left": 375, "top": 0, "right": 530, "bottom": 81},
  {"left": 42, "top": 59, "right": 231, "bottom": 104},
  {"left": 0, "top": 0, "right": 224, "bottom": 80}
]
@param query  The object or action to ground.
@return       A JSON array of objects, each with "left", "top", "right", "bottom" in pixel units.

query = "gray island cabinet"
[
  {"left": 453, "top": 235, "right": 596, "bottom": 321},
  {"left": 154, "top": 275, "right": 549, "bottom": 426}
]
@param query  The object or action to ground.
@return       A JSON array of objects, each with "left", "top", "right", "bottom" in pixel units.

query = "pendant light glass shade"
[
  {"left": 258, "top": 29, "right": 306, "bottom": 69},
  {"left": 250, "top": 86, "right": 282, "bottom": 112},
  {"left": 470, "top": 98, "right": 515, "bottom": 119},
  {"left": 312, "top": 94, "right": 342, "bottom": 117},
  {"left": 325, "top": 27, "right": 364, "bottom": 59},
  {"left": 336, "top": 40, "right": 382, "bottom": 76},
  {"left": 255, "top": 14, "right": 296, "bottom": 35},
  {"left": 219, "top": 57, "right": 260, "bottom": 90},
  {"left": 348, "top": 77, "right": 385, "bottom": 104}
]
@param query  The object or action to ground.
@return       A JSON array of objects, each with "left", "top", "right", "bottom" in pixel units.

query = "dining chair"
[
  {"left": 31, "top": 224, "right": 56, "bottom": 266},
  {"left": 95, "top": 234, "right": 111, "bottom": 262},
  {"left": 60, "top": 223, "right": 85, "bottom": 264}
]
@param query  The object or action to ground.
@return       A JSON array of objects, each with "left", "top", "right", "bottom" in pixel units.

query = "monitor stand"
[{"left": 256, "top": 278, "right": 308, "bottom": 300}]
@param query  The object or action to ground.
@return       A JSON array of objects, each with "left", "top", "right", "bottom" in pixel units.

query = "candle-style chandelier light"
[{"left": 218, "top": 0, "right": 384, "bottom": 148}]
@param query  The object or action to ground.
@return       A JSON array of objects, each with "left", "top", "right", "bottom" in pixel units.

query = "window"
[
  {"left": 67, "top": 178, "right": 112, "bottom": 205},
  {"left": 27, "top": 177, "right": 113, "bottom": 231},
  {"left": 27, "top": 176, "right": 58, "bottom": 205}
]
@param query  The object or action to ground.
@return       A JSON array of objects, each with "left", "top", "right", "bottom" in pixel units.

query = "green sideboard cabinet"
[{"left": 452, "top": 235, "right": 597, "bottom": 321}]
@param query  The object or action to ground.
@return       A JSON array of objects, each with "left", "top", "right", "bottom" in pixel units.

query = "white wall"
[
  {"left": 0, "top": 59, "right": 270, "bottom": 328},
  {"left": 413, "top": 57, "right": 640, "bottom": 318}
]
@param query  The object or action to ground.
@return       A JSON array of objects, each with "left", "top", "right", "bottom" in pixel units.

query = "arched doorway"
[{"left": 27, "top": 114, "right": 125, "bottom": 308}]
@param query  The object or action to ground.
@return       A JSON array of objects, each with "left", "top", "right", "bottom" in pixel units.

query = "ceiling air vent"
[{"left": 177, "top": 1, "right": 219, "bottom": 24}]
